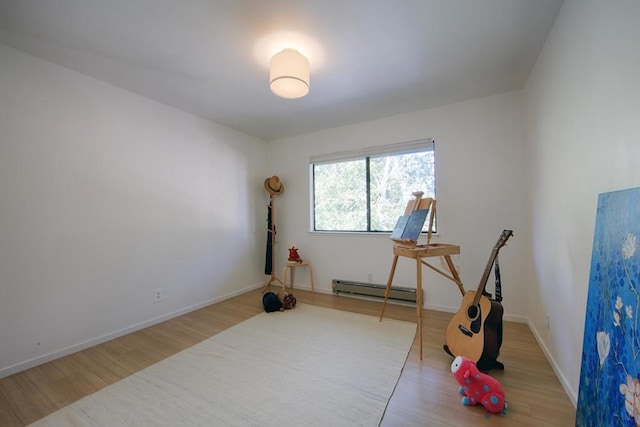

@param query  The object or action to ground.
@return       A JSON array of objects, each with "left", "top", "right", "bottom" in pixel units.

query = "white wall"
[
  {"left": 5, "top": 1, "right": 636, "bottom": 406},
  {"left": 0, "top": 44, "right": 268, "bottom": 377},
  {"left": 523, "top": 0, "right": 640, "bottom": 404},
  {"left": 267, "top": 90, "right": 528, "bottom": 319}
]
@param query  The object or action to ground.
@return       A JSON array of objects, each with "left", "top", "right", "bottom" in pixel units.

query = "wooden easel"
[
  {"left": 262, "top": 193, "right": 283, "bottom": 291},
  {"left": 379, "top": 192, "right": 465, "bottom": 360}
]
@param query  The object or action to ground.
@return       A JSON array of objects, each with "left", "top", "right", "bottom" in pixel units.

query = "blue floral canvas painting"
[{"left": 577, "top": 187, "right": 640, "bottom": 426}]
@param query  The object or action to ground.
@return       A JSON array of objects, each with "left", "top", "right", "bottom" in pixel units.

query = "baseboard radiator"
[{"left": 332, "top": 279, "right": 417, "bottom": 304}]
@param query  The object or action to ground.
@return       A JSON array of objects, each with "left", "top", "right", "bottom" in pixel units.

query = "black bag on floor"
[{"left": 262, "top": 292, "right": 282, "bottom": 313}]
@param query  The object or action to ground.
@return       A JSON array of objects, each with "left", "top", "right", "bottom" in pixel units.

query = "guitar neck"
[
  {"left": 471, "top": 230, "right": 513, "bottom": 307},
  {"left": 471, "top": 248, "right": 500, "bottom": 306}
]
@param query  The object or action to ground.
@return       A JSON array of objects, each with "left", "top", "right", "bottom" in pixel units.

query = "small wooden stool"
[{"left": 282, "top": 262, "right": 314, "bottom": 293}]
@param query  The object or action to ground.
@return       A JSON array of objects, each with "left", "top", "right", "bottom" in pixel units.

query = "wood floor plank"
[{"left": 0, "top": 287, "right": 576, "bottom": 426}]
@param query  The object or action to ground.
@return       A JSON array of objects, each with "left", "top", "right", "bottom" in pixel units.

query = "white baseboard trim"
[
  {"left": 6, "top": 280, "right": 577, "bottom": 410},
  {"left": 0, "top": 282, "right": 265, "bottom": 379},
  {"left": 527, "top": 320, "right": 578, "bottom": 407}
]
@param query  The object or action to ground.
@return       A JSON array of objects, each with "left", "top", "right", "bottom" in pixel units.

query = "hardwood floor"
[{"left": 0, "top": 287, "right": 576, "bottom": 426}]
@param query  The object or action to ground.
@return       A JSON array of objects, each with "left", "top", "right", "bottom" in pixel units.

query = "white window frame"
[{"left": 309, "top": 138, "right": 435, "bottom": 234}]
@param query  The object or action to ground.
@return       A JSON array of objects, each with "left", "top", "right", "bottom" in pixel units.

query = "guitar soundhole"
[{"left": 467, "top": 305, "right": 478, "bottom": 319}]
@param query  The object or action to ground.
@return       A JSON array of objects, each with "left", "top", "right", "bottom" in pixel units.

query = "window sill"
[{"left": 309, "top": 231, "right": 439, "bottom": 239}]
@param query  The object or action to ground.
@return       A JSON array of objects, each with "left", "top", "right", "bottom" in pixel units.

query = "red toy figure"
[
  {"left": 288, "top": 247, "right": 302, "bottom": 263},
  {"left": 451, "top": 356, "right": 507, "bottom": 415}
]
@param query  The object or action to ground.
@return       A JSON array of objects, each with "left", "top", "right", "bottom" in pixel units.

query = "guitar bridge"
[{"left": 457, "top": 324, "right": 473, "bottom": 337}]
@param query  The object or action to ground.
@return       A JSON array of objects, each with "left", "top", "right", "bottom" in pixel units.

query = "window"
[{"left": 311, "top": 139, "right": 435, "bottom": 232}]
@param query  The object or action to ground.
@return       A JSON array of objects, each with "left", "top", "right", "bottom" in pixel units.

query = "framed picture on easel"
[{"left": 390, "top": 191, "right": 435, "bottom": 247}]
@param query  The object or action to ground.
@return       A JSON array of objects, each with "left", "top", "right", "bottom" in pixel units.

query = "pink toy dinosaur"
[{"left": 451, "top": 356, "right": 507, "bottom": 414}]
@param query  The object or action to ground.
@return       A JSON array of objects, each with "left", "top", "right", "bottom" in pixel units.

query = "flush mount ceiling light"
[{"left": 269, "top": 48, "right": 310, "bottom": 99}]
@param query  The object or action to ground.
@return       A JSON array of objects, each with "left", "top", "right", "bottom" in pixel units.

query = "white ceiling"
[{"left": 0, "top": 0, "right": 564, "bottom": 141}]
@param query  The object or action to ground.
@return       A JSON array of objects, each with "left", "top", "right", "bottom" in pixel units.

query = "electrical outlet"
[
  {"left": 154, "top": 288, "right": 164, "bottom": 303},
  {"left": 545, "top": 313, "right": 550, "bottom": 330},
  {"left": 367, "top": 273, "right": 374, "bottom": 283}
]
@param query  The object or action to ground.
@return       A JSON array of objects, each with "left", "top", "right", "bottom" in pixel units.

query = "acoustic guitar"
[{"left": 444, "top": 230, "right": 513, "bottom": 365}]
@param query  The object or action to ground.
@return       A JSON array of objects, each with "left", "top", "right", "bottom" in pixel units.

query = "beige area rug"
[{"left": 30, "top": 304, "right": 416, "bottom": 427}]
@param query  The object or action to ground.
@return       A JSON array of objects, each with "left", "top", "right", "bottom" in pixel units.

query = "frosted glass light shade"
[{"left": 270, "top": 48, "right": 310, "bottom": 99}]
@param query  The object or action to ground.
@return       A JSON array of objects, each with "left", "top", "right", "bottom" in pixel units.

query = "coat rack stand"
[{"left": 262, "top": 193, "right": 283, "bottom": 291}]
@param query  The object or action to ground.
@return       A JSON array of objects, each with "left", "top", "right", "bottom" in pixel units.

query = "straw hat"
[{"left": 264, "top": 175, "right": 284, "bottom": 196}]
